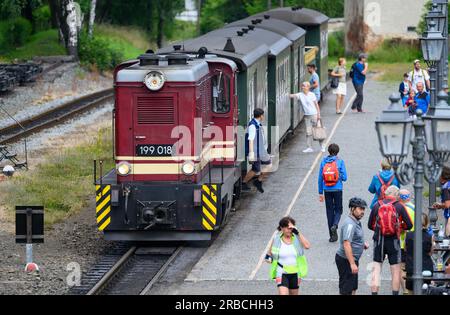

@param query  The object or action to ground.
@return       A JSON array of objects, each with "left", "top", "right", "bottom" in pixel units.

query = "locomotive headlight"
[
  {"left": 116, "top": 162, "right": 132, "bottom": 176},
  {"left": 181, "top": 161, "right": 195, "bottom": 176},
  {"left": 144, "top": 71, "right": 165, "bottom": 91}
]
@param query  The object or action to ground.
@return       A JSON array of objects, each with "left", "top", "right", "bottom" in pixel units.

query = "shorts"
[
  {"left": 276, "top": 273, "right": 300, "bottom": 289},
  {"left": 335, "top": 254, "right": 359, "bottom": 295},
  {"left": 332, "top": 82, "right": 347, "bottom": 96},
  {"left": 251, "top": 159, "right": 272, "bottom": 173},
  {"left": 373, "top": 237, "right": 401, "bottom": 265},
  {"left": 304, "top": 115, "right": 319, "bottom": 136}
]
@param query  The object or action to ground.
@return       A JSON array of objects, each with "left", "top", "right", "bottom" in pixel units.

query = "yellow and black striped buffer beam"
[
  {"left": 201, "top": 184, "right": 218, "bottom": 231},
  {"left": 96, "top": 185, "right": 112, "bottom": 231}
]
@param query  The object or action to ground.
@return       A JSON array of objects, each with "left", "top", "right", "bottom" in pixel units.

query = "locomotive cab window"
[{"left": 212, "top": 72, "right": 231, "bottom": 114}]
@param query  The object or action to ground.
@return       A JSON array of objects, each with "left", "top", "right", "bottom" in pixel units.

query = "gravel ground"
[
  {"left": 0, "top": 63, "right": 116, "bottom": 295},
  {"left": 0, "top": 62, "right": 112, "bottom": 129}
]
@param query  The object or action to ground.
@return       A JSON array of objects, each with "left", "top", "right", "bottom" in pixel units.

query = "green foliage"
[
  {"left": 369, "top": 40, "right": 421, "bottom": 64},
  {"left": 0, "top": 17, "right": 32, "bottom": 50},
  {"left": 78, "top": 32, "right": 124, "bottom": 71},
  {"left": 2, "top": 29, "right": 66, "bottom": 60},
  {"left": 200, "top": 0, "right": 248, "bottom": 34},
  {"left": 417, "top": 1, "right": 450, "bottom": 35},
  {"left": 328, "top": 31, "right": 345, "bottom": 59},
  {"left": 32, "top": 4, "right": 51, "bottom": 32},
  {"left": 167, "top": 20, "right": 198, "bottom": 43}
]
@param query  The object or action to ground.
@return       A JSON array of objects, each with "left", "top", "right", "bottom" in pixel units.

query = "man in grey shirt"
[{"left": 335, "top": 197, "right": 369, "bottom": 295}]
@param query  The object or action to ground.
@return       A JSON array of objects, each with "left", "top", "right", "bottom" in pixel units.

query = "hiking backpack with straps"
[
  {"left": 376, "top": 200, "right": 400, "bottom": 237},
  {"left": 323, "top": 160, "right": 340, "bottom": 187},
  {"left": 349, "top": 62, "right": 357, "bottom": 79},
  {"left": 377, "top": 173, "right": 395, "bottom": 201}
]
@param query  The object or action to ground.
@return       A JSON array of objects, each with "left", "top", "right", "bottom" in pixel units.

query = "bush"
[
  {"left": 33, "top": 5, "right": 52, "bottom": 32},
  {"left": 328, "top": 31, "right": 345, "bottom": 59},
  {"left": 78, "top": 33, "right": 125, "bottom": 71},
  {"left": 0, "top": 17, "right": 32, "bottom": 48},
  {"left": 369, "top": 39, "right": 421, "bottom": 63}
]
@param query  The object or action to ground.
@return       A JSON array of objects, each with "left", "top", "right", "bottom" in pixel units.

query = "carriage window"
[{"left": 212, "top": 72, "right": 231, "bottom": 114}]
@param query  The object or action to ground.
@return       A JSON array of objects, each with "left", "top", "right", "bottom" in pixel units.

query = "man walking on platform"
[
  {"left": 350, "top": 53, "right": 368, "bottom": 113},
  {"left": 335, "top": 198, "right": 369, "bottom": 295},
  {"left": 319, "top": 143, "right": 348, "bottom": 242}
]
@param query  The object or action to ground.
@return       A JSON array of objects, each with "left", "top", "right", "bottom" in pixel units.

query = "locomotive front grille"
[{"left": 137, "top": 96, "right": 175, "bottom": 125}]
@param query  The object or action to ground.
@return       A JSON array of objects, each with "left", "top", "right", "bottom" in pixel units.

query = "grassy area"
[
  {"left": 95, "top": 24, "right": 152, "bottom": 60},
  {"left": 2, "top": 128, "right": 114, "bottom": 227},
  {"left": 1, "top": 29, "right": 66, "bottom": 61}
]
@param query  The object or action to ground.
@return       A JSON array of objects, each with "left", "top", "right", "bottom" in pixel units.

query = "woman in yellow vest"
[{"left": 265, "top": 217, "right": 310, "bottom": 295}]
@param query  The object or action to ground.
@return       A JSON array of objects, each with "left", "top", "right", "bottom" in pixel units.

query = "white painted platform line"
[{"left": 249, "top": 92, "right": 358, "bottom": 280}]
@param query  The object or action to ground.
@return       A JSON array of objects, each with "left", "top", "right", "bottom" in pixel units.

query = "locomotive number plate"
[{"left": 136, "top": 145, "right": 173, "bottom": 157}]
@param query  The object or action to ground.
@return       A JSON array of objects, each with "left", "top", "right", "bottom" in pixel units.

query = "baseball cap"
[
  {"left": 414, "top": 59, "right": 421, "bottom": 64},
  {"left": 359, "top": 53, "right": 368, "bottom": 59}
]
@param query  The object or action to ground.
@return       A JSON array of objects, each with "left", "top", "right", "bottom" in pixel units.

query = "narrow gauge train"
[{"left": 94, "top": 7, "right": 329, "bottom": 241}]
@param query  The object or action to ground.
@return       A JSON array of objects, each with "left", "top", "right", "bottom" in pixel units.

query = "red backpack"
[
  {"left": 377, "top": 173, "right": 395, "bottom": 201},
  {"left": 323, "top": 160, "right": 340, "bottom": 187},
  {"left": 376, "top": 200, "right": 400, "bottom": 237}
]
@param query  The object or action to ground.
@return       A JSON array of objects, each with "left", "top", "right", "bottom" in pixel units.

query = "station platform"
[{"left": 150, "top": 79, "right": 404, "bottom": 295}]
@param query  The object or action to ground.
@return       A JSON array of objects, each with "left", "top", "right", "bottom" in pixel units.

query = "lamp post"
[
  {"left": 433, "top": 0, "right": 448, "bottom": 88},
  {"left": 375, "top": 92, "right": 450, "bottom": 295},
  {"left": 426, "top": 3, "right": 446, "bottom": 90}
]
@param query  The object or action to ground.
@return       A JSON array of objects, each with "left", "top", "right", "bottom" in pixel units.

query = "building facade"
[{"left": 345, "top": 0, "right": 428, "bottom": 53}]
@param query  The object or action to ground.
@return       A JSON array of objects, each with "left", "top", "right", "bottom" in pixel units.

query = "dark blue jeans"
[{"left": 325, "top": 191, "right": 343, "bottom": 235}]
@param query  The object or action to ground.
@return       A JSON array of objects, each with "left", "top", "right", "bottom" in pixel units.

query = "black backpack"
[{"left": 349, "top": 62, "right": 357, "bottom": 79}]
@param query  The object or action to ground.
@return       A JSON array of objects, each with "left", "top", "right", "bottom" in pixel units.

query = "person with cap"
[
  {"left": 350, "top": 53, "right": 368, "bottom": 113},
  {"left": 368, "top": 159, "right": 400, "bottom": 209},
  {"left": 335, "top": 197, "right": 369, "bottom": 295},
  {"left": 398, "top": 189, "right": 415, "bottom": 294},
  {"left": 408, "top": 59, "right": 430, "bottom": 93}
]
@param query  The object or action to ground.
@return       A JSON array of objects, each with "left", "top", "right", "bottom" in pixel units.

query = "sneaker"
[
  {"left": 302, "top": 148, "right": 314, "bottom": 153},
  {"left": 241, "top": 183, "right": 251, "bottom": 192},
  {"left": 321, "top": 145, "right": 326, "bottom": 153},
  {"left": 253, "top": 180, "right": 264, "bottom": 193}
]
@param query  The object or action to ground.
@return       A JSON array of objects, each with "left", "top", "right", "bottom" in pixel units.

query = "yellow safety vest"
[
  {"left": 270, "top": 233, "right": 308, "bottom": 279},
  {"left": 400, "top": 202, "right": 415, "bottom": 250}
]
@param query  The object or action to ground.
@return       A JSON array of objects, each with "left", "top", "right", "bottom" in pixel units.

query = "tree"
[
  {"left": 88, "top": 0, "right": 96, "bottom": 38},
  {"left": 200, "top": 0, "right": 248, "bottom": 34}
]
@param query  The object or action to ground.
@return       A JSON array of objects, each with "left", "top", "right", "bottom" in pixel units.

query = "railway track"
[
  {"left": 0, "top": 88, "right": 114, "bottom": 145},
  {"left": 69, "top": 244, "right": 182, "bottom": 295}
]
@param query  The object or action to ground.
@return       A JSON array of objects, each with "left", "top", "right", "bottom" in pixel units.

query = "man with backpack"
[
  {"left": 318, "top": 143, "right": 348, "bottom": 242},
  {"left": 368, "top": 186, "right": 413, "bottom": 295},
  {"left": 349, "top": 53, "right": 368, "bottom": 113},
  {"left": 368, "top": 159, "right": 400, "bottom": 209},
  {"left": 408, "top": 59, "right": 430, "bottom": 93}
]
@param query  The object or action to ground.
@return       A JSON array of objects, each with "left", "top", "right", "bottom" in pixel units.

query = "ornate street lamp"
[
  {"left": 426, "top": 4, "right": 446, "bottom": 35},
  {"left": 375, "top": 94, "right": 413, "bottom": 170},
  {"left": 421, "top": 21, "right": 446, "bottom": 68}
]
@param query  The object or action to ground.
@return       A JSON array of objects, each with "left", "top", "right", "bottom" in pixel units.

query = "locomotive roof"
[
  {"left": 255, "top": 7, "right": 329, "bottom": 26},
  {"left": 115, "top": 58, "right": 210, "bottom": 83},
  {"left": 208, "top": 27, "right": 292, "bottom": 56},
  {"left": 224, "top": 17, "right": 306, "bottom": 42},
  {"left": 158, "top": 34, "right": 270, "bottom": 71}
]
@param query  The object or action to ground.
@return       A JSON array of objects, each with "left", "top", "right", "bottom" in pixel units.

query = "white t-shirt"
[
  {"left": 294, "top": 92, "right": 318, "bottom": 116},
  {"left": 276, "top": 240, "right": 298, "bottom": 277},
  {"left": 247, "top": 118, "right": 262, "bottom": 141},
  {"left": 408, "top": 69, "right": 430, "bottom": 92}
]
